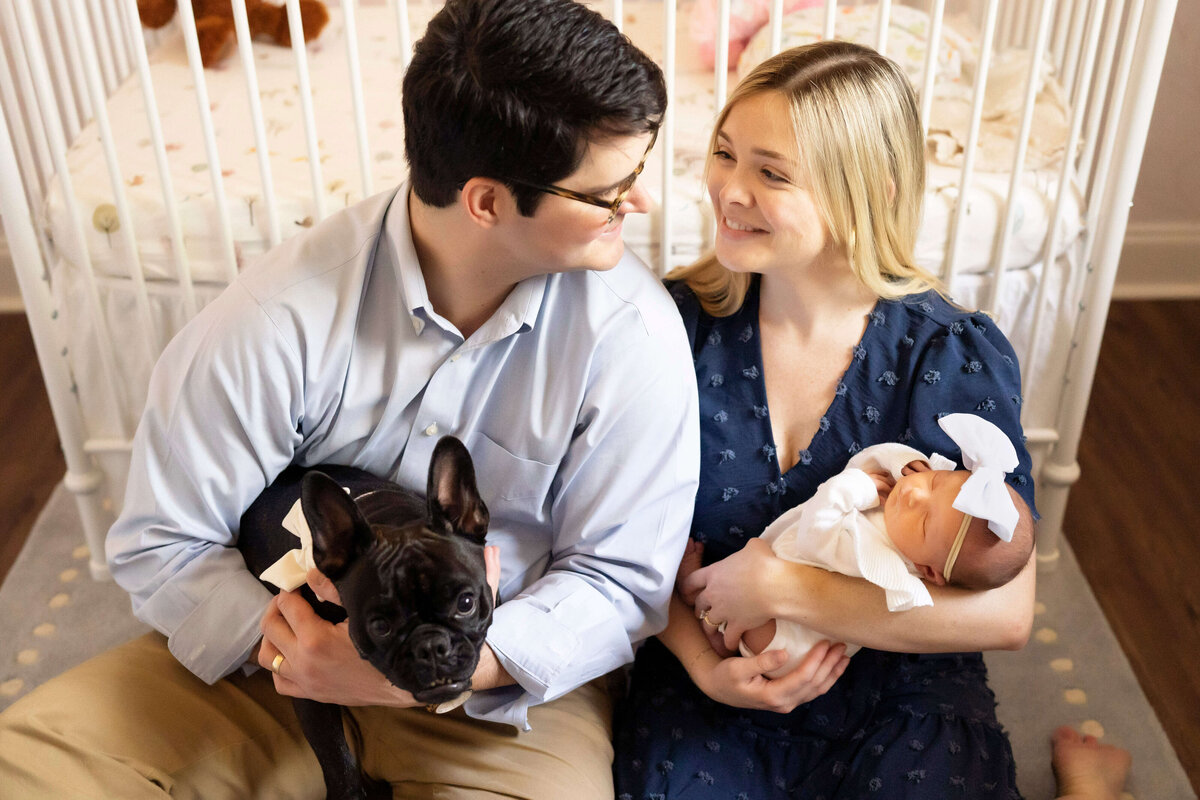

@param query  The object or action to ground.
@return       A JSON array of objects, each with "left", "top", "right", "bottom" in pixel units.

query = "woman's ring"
[
  {"left": 270, "top": 653, "right": 285, "bottom": 675},
  {"left": 700, "top": 610, "right": 721, "bottom": 628}
]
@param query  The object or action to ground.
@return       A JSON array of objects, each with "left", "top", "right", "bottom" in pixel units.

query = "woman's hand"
[
  {"left": 679, "top": 537, "right": 782, "bottom": 651},
  {"left": 687, "top": 640, "right": 850, "bottom": 713}
]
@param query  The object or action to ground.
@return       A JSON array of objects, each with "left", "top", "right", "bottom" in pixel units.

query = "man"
[{"left": 0, "top": 1, "right": 699, "bottom": 796}]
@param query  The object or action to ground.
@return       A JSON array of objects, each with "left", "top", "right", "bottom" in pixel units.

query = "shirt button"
[
  {"left": 450, "top": 354, "right": 461, "bottom": 362},
  {"left": 423, "top": 423, "right": 439, "bottom": 436}
]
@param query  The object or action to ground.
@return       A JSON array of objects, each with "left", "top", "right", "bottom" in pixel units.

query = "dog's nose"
[{"left": 414, "top": 630, "right": 452, "bottom": 665}]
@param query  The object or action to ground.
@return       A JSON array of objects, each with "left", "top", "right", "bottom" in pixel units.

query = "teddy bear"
[{"left": 137, "top": 0, "right": 331, "bottom": 68}]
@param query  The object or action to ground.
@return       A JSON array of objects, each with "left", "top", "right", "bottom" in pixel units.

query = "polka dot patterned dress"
[{"left": 614, "top": 277, "right": 1037, "bottom": 800}]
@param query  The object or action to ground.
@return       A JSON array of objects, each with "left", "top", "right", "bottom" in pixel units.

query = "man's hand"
[{"left": 258, "top": 591, "right": 419, "bottom": 707}]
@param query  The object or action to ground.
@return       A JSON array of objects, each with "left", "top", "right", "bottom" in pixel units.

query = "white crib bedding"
[{"left": 42, "top": 1, "right": 1086, "bottom": 442}]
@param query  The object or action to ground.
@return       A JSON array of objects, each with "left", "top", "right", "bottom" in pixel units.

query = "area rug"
[{"left": 1, "top": 483, "right": 1193, "bottom": 798}]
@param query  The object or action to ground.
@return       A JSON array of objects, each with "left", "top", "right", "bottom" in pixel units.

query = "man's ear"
[
  {"left": 427, "top": 437, "right": 490, "bottom": 546},
  {"left": 914, "top": 562, "right": 947, "bottom": 586},
  {"left": 301, "top": 471, "right": 374, "bottom": 580},
  {"left": 460, "top": 177, "right": 507, "bottom": 228}
]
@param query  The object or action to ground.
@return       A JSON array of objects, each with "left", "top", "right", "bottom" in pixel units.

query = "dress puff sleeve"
[{"left": 905, "top": 307, "right": 1038, "bottom": 516}]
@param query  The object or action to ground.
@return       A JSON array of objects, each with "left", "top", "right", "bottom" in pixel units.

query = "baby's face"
[{"left": 883, "top": 469, "right": 971, "bottom": 582}]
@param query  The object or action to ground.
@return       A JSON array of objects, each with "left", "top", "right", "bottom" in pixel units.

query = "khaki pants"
[{"left": 0, "top": 633, "right": 615, "bottom": 799}]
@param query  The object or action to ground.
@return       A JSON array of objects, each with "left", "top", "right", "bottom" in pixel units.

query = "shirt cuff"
[
  {"left": 465, "top": 582, "right": 634, "bottom": 729},
  {"left": 164, "top": 568, "right": 273, "bottom": 684}
]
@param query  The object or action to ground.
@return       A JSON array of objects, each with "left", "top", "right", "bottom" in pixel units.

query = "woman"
[{"left": 613, "top": 41, "right": 1127, "bottom": 799}]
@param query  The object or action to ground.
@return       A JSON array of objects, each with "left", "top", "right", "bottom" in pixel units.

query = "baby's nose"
[{"left": 905, "top": 482, "right": 929, "bottom": 506}]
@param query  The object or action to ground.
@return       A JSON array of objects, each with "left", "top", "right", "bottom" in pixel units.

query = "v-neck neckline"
[{"left": 744, "top": 280, "right": 883, "bottom": 481}]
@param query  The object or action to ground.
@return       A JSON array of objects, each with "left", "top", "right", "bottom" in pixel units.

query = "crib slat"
[
  {"left": 1078, "top": 0, "right": 1126, "bottom": 194},
  {"left": 343, "top": 0, "right": 374, "bottom": 201},
  {"left": 985, "top": 0, "right": 1055, "bottom": 315},
  {"left": 1050, "top": 0, "right": 1072, "bottom": 73},
  {"left": 12, "top": 0, "right": 130, "bottom": 437},
  {"left": 1023, "top": 0, "right": 1108, "bottom": 404},
  {"left": 175, "top": 0, "right": 240, "bottom": 283},
  {"left": 0, "top": 25, "right": 48, "bottom": 212},
  {"left": 769, "top": 0, "right": 784, "bottom": 55},
  {"left": 1061, "top": 0, "right": 1091, "bottom": 106},
  {"left": 715, "top": 0, "right": 731, "bottom": 106},
  {"left": 230, "top": 0, "right": 283, "bottom": 251},
  {"left": 613, "top": 0, "right": 623, "bottom": 33},
  {"left": 875, "top": 0, "right": 892, "bottom": 55},
  {"left": 122, "top": 0, "right": 198, "bottom": 319},
  {"left": 33, "top": 0, "right": 81, "bottom": 144},
  {"left": 67, "top": 0, "right": 161, "bottom": 362},
  {"left": 52, "top": 0, "right": 93, "bottom": 125},
  {"left": 388, "top": 0, "right": 414, "bottom": 71},
  {"left": 659, "top": 0, "right": 677, "bottom": 276},
  {"left": 941, "top": 0, "right": 999, "bottom": 292},
  {"left": 917, "top": 0, "right": 946, "bottom": 139},
  {"left": 101, "top": 0, "right": 131, "bottom": 81},
  {"left": 0, "top": 101, "right": 115, "bottom": 579},
  {"left": 286, "top": 0, "right": 328, "bottom": 223},
  {"left": 1081, "top": 0, "right": 1145, "bottom": 274},
  {"left": 0, "top": 2, "right": 56, "bottom": 196},
  {"left": 823, "top": 0, "right": 837, "bottom": 40},
  {"left": 83, "top": 0, "right": 119, "bottom": 94}
]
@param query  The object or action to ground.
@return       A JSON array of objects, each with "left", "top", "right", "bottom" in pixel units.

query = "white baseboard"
[{"left": 1115, "top": 221, "right": 1200, "bottom": 300}]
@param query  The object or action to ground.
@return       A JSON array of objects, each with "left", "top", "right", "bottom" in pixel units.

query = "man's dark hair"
[{"left": 402, "top": 0, "right": 667, "bottom": 215}]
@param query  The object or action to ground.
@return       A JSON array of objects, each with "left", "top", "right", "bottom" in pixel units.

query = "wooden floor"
[{"left": 1, "top": 302, "right": 1198, "bottom": 793}]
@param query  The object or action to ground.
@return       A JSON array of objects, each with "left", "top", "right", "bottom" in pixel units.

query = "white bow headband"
[{"left": 937, "top": 413, "right": 1020, "bottom": 543}]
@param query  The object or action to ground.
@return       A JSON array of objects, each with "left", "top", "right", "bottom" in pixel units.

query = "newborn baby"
[{"left": 681, "top": 413, "right": 1035, "bottom": 677}]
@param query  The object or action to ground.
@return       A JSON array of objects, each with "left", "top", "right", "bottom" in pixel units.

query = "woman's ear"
[{"left": 459, "top": 177, "right": 507, "bottom": 228}]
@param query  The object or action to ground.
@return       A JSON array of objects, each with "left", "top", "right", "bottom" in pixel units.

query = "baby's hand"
[
  {"left": 865, "top": 470, "right": 894, "bottom": 502},
  {"left": 900, "top": 459, "right": 931, "bottom": 476}
]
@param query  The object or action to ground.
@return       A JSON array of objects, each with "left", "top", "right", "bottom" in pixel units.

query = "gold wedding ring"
[
  {"left": 700, "top": 609, "right": 721, "bottom": 628},
  {"left": 270, "top": 653, "right": 285, "bottom": 674}
]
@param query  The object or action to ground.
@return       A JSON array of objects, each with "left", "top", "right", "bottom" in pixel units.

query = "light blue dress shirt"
[{"left": 107, "top": 186, "right": 700, "bottom": 729}]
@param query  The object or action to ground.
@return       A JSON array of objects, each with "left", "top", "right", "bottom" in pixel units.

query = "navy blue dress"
[{"left": 613, "top": 278, "right": 1036, "bottom": 800}]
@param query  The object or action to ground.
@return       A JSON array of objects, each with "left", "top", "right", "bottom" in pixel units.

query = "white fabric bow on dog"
[
  {"left": 937, "top": 413, "right": 1019, "bottom": 542},
  {"left": 260, "top": 498, "right": 317, "bottom": 591}
]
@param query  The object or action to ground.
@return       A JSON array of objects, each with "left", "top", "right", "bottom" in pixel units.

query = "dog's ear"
[
  {"left": 427, "top": 437, "right": 489, "bottom": 545},
  {"left": 301, "top": 471, "right": 374, "bottom": 580}
]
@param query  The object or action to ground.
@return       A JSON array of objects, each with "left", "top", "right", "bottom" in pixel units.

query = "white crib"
[{"left": 0, "top": 0, "right": 1179, "bottom": 580}]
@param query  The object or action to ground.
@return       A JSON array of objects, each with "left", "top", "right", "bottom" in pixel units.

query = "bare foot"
[
  {"left": 740, "top": 619, "right": 777, "bottom": 656},
  {"left": 1052, "top": 725, "right": 1131, "bottom": 800}
]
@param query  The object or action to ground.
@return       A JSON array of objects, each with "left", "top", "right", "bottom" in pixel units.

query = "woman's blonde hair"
[{"left": 672, "top": 40, "right": 942, "bottom": 316}]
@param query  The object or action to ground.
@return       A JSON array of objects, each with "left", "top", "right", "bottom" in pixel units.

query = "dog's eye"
[
  {"left": 456, "top": 593, "right": 475, "bottom": 615},
  {"left": 368, "top": 618, "right": 393, "bottom": 638}
]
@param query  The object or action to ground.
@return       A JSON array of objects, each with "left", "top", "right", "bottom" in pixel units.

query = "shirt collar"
[{"left": 385, "top": 183, "right": 546, "bottom": 343}]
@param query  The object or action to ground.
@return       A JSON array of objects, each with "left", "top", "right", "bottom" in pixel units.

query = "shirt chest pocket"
[{"left": 464, "top": 432, "right": 558, "bottom": 527}]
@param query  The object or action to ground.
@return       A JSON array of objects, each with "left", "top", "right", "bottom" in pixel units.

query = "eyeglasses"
[{"left": 510, "top": 128, "right": 658, "bottom": 225}]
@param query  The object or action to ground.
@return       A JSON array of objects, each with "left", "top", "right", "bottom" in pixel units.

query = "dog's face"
[{"left": 300, "top": 437, "right": 493, "bottom": 704}]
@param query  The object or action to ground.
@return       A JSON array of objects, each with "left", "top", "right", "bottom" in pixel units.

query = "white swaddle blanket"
[{"left": 746, "top": 443, "right": 956, "bottom": 674}]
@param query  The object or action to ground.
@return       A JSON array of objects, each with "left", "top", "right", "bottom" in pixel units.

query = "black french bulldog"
[{"left": 238, "top": 436, "right": 494, "bottom": 800}]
